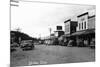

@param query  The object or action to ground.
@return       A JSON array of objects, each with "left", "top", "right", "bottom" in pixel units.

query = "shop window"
[
  {"left": 82, "top": 22, "right": 83, "bottom": 30},
  {"left": 84, "top": 21, "right": 86, "bottom": 29},
  {"left": 79, "top": 23, "right": 80, "bottom": 30}
]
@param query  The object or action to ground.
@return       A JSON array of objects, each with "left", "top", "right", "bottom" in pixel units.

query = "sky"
[{"left": 11, "top": 0, "right": 95, "bottom": 38}]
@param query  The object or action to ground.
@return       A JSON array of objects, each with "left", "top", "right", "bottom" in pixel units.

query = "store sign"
[
  {"left": 57, "top": 26, "right": 62, "bottom": 30},
  {"left": 81, "top": 18, "right": 85, "bottom": 21}
]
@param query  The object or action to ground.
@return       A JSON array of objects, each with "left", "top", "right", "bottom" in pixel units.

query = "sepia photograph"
[{"left": 10, "top": 0, "right": 95, "bottom": 67}]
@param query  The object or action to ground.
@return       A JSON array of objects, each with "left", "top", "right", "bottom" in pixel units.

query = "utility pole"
[
  {"left": 49, "top": 27, "right": 52, "bottom": 45},
  {"left": 49, "top": 27, "right": 52, "bottom": 40},
  {"left": 39, "top": 34, "right": 41, "bottom": 39},
  {"left": 49, "top": 28, "right": 52, "bottom": 37},
  {"left": 10, "top": 0, "right": 19, "bottom": 45},
  {"left": 15, "top": 27, "right": 21, "bottom": 45}
]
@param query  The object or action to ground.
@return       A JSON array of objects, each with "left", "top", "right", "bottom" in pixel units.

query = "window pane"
[
  {"left": 82, "top": 22, "right": 83, "bottom": 29},
  {"left": 84, "top": 22, "right": 86, "bottom": 29},
  {"left": 79, "top": 23, "right": 80, "bottom": 30}
]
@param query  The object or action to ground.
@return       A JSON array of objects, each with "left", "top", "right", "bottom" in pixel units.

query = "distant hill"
[{"left": 10, "top": 31, "right": 37, "bottom": 43}]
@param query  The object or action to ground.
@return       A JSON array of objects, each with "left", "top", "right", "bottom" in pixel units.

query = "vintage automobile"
[
  {"left": 10, "top": 42, "right": 19, "bottom": 52},
  {"left": 20, "top": 40, "right": 34, "bottom": 51}
]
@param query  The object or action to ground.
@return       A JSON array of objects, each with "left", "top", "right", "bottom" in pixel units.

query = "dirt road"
[{"left": 11, "top": 45, "right": 95, "bottom": 67}]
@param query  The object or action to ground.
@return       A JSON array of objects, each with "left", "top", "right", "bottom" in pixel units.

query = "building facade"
[
  {"left": 88, "top": 15, "right": 95, "bottom": 29},
  {"left": 72, "top": 12, "right": 95, "bottom": 47},
  {"left": 64, "top": 19, "right": 71, "bottom": 34},
  {"left": 54, "top": 26, "right": 64, "bottom": 37},
  {"left": 77, "top": 12, "right": 88, "bottom": 31},
  {"left": 58, "top": 19, "right": 77, "bottom": 46},
  {"left": 64, "top": 19, "right": 77, "bottom": 36},
  {"left": 76, "top": 12, "right": 95, "bottom": 31}
]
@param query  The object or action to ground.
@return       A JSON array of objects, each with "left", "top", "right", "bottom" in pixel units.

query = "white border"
[{"left": 0, "top": 0, "right": 99, "bottom": 67}]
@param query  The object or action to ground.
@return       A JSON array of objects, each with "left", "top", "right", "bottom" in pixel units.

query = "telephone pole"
[
  {"left": 15, "top": 27, "right": 21, "bottom": 45},
  {"left": 49, "top": 27, "right": 52, "bottom": 39}
]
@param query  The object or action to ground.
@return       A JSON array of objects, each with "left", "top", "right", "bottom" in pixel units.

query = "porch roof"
[
  {"left": 71, "top": 29, "right": 95, "bottom": 36},
  {"left": 63, "top": 34, "right": 71, "bottom": 37}
]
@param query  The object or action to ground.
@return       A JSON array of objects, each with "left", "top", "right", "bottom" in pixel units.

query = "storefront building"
[
  {"left": 71, "top": 12, "right": 95, "bottom": 47},
  {"left": 60, "top": 19, "right": 77, "bottom": 46}
]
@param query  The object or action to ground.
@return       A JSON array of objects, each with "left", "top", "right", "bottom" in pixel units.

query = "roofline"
[
  {"left": 54, "top": 30, "right": 64, "bottom": 32},
  {"left": 64, "top": 19, "right": 71, "bottom": 23},
  {"left": 71, "top": 21, "right": 77, "bottom": 23},
  {"left": 77, "top": 12, "right": 88, "bottom": 17},
  {"left": 88, "top": 15, "right": 95, "bottom": 19}
]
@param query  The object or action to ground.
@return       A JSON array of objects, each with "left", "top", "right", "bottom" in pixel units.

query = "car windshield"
[
  {"left": 22, "top": 40, "right": 32, "bottom": 43},
  {"left": 21, "top": 40, "right": 33, "bottom": 45}
]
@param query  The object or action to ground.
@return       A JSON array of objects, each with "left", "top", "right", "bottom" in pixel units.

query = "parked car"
[
  {"left": 20, "top": 40, "right": 34, "bottom": 51},
  {"left": 10, "top": 42, "right": 19, "bottom": 52}
]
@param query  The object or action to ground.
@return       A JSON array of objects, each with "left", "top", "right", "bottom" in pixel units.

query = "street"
[{"left": 11, "top": 45, "right": 95, "bottom": 67}]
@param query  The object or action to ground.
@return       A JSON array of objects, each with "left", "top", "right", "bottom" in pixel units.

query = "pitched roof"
[
  {"left": 77, "top": 12, "right": 88, "bottom": 17},
  {"left": 64, "top": 19, "right": 71, "bottom": 23}
]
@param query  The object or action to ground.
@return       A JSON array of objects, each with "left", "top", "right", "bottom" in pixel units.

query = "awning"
[
  {"left": 63, "top": 34, "right": 71, "bottom": 37},
  {"left": 71, "top": 29, "right": 95, "bottom": 36}
]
